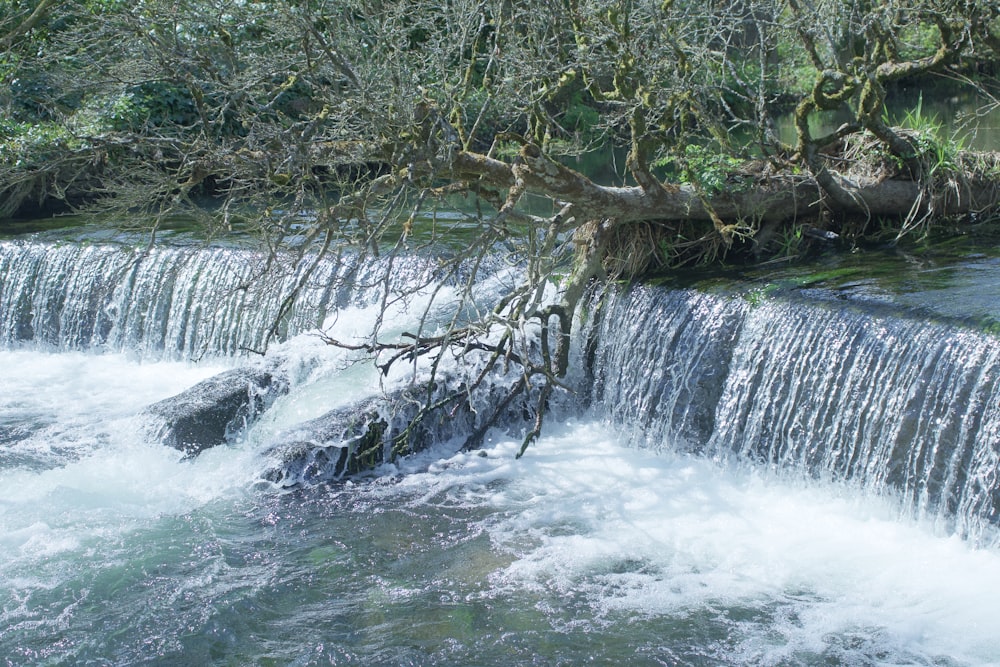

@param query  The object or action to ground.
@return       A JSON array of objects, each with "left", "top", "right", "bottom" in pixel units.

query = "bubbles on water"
[
  {"left": 362, "top": 420, "right": 1000, "bottom": 665},
  {"left": 4, "top": 256, "right": 1000, "bottom": 663},
  {"left": 0, "top": 350, "right": 265, "bottom": 601}
]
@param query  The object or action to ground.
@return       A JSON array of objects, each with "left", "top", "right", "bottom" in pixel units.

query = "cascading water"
[
  {"left": 0, "top": 239, "right": 440, "bottom": 357},
  {"left": 4, "top": 237, "right": 1000, "bottom": 665},
  {"left": 586, "top": 287, "right": 748, "bottom": 451},
  {"left": 715, "top": 297, "right": 1000, "bottom": 542},
  {"left": 590, "top": 285, "right": 1000, "bottom": 545}
]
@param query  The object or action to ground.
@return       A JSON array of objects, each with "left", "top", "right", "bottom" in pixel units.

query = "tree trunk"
[{"left": 449, "top": 146, "right": 1000, "bottom": 229}]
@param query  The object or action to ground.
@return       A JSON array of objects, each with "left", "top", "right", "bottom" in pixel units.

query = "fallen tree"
[{"left": 3, "top": 0, "right": 1000, "bottom": 458}]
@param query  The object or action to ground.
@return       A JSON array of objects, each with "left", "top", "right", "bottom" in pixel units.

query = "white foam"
[
  {"left": 250, "top": 272, "right": 518, "bottom": 441},
  {"left": 375, "top": 420, "right": 1000, "bottom": 664},
  {"left": 5, "top": 315, "right": 1000, "bottom": 663},
  {"left": 0, "top": 349, "right": 228, "bottom": 432},
  {"left": 0, "top": 351, "right": 257, "bottom": 584}
]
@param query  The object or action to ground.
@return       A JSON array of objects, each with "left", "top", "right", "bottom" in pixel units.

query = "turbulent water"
[
  {"left": 3, "top": 238, "right": 1000, "bottom": 665},
  {"left": 591, "top": 286, "right": 1000, "bottom": 545}
]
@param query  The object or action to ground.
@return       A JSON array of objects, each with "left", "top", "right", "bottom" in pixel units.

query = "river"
[{"left": 3, "top": 230, "right": 1000, "bottom": 665}]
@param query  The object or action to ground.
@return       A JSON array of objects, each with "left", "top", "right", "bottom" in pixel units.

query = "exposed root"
[{"left": 600, "top": 221, "right": 667, "bottom": 277}]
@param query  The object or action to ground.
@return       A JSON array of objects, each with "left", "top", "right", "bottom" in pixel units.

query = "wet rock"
[
  {"left": 261, "top": 373, "right": 537, "bottom": 487},
  {"left": 143, "top": 367, "right": 287, "bottom": 455},
  {"left": 260, "top": 397, "right": 390, "bottom": 486}
]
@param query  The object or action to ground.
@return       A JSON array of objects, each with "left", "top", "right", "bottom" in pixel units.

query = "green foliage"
[
  {"left": 892, "top": 94, "right": 968, "bottom": 177},
  {"left": 896, "top": 22, "right": 944, "bottom": 61},
  {"left": 104, "top": 83, "right": 200, "bottom": 130},
  {"left": 560, "top": 91, "right": 601, "bottom": 136},
  {"left": 655, "top": 144, "right": 745, "bottom": 195},
  {"left": 447, "top": 88, "right": 515, "bottom": 149},
  {"left": 4, "top": 69, "right": 61, "bottom": 121},
  {"left": 897, "top": 94, "right": 941, "bottom": 142},
  {"left": 776, "top": 225, "right": 803, "bottom": 257},
  {"left": 771, "top": 25, "right": 819, "bottom": 98},
  {"left": 0, "top": 121, "right": 85, "bottom": 167}
]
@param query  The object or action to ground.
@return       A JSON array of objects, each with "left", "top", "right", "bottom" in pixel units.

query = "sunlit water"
[{"left": 3, "top": 347, "right": 1000, "bottom": 666}]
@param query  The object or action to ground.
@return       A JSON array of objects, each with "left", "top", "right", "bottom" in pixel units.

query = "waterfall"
[
  {"left": 5, "top": 238, "right": 999, "bottom": 543},
  {"left": 586, "top": 287, "right": 747, "bottom": 451},
  {"left": 0, "top": 240, "right": 439, "bottom": 358},
  {"left": 590, "top": 284, "right": 1000, "bottom": 544}
]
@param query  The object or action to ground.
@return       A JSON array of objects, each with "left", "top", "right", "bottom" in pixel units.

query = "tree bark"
[{"left": 449, "top": 146, "right": 1000, "bottom": 229}]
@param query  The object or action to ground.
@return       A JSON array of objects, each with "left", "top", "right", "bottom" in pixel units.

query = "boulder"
[{"left": 143, "top": 367, "right": 287, "bottom": 455}]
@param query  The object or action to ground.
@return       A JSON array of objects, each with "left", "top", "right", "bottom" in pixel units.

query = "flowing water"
[{"left": 3, "top": 236, "right": 1000, "bottom": 666}]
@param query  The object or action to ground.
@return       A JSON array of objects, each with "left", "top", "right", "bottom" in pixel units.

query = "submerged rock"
[{"left": 143, "top": 367, "right": 287, "bottom": 455}]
